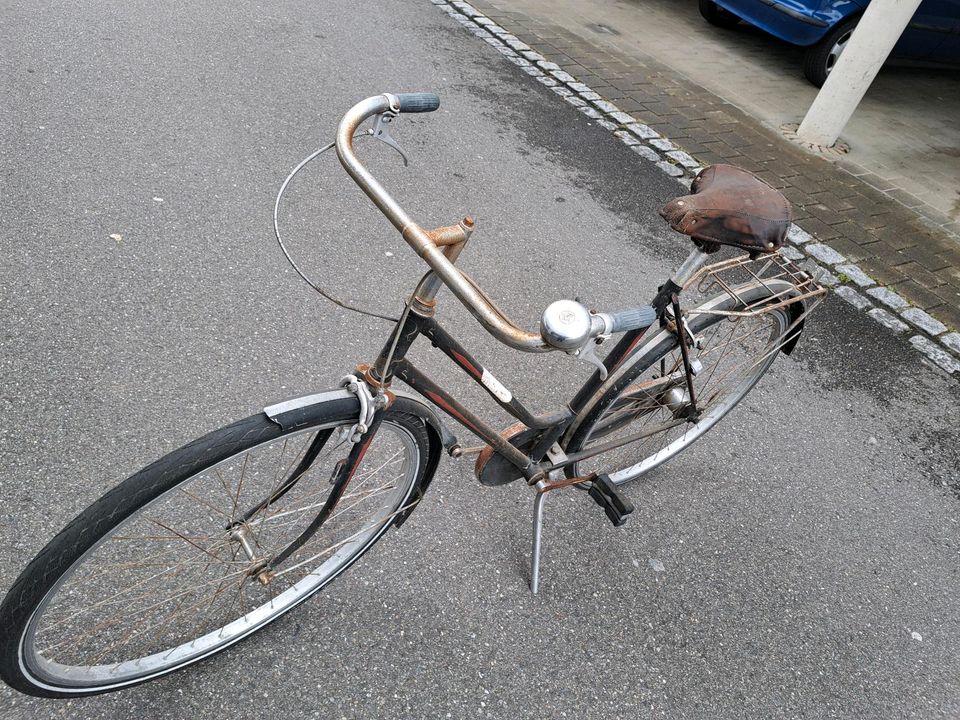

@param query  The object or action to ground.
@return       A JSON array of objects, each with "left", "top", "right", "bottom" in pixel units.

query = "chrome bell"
[{"left": 540, "top": 300, "right": 592, "bottom": 350}]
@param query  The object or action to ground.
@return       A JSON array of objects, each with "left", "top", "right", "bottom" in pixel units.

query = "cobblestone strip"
[{"left": 429, "top": 0, "right": 959, "bottom": 377}]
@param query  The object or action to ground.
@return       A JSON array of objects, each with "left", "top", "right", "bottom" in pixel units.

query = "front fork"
[{"left": 230, "top": 405, "right": 388, "bottom": 586}]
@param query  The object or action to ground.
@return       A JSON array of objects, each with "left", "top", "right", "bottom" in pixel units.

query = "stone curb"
[{"left": 430, "top": 0, "right": 960, "bottom": 378}]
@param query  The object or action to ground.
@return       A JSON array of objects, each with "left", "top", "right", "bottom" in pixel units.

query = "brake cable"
[{"left": 272, "top": 133, "right": 400, "bottom": 323}]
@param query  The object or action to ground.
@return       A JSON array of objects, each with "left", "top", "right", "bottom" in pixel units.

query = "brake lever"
[
  {"left": 370, "top": 112, "right": 409, "bottom": 166},
  {"left": 570, "top": 340, "right": 608, "bottom": 381}
]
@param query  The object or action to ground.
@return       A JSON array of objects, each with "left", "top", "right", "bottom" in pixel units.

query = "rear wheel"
[
  {"left": 698, "top": 0, "right": 741, "bottom": 29},
  {"left": 0, "top": 402, "right": 431, "bottom": 697},
  {"left": 567, "top": 282, "right": 798, "bottom": 485}
]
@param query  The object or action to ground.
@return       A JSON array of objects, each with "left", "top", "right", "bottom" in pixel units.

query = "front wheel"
[
  {"left": 0, "top": 401, "right": 431, "bottom": 697},
  {"left": 566, "top": 281, "right": 799, "bottom": 485}
]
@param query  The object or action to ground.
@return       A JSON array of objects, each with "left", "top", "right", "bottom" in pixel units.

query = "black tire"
[
  {"left": 804, "top": 15, "right": 859, "bottom": 87},
  {"left": 566, "top": 281, "right": 800, "bottom": 484},
  {"left": 698, "top": 0, "right": 741, "bottom": 29},
  {"left": 0, "top": 401, "right": 433, "bottom": 698}
]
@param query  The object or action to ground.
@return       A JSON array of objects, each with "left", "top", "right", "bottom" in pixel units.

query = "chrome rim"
[
  {"left": 578, "top": 308, "right": 789, "bottom": 485},
  {"left": 826, "top": 30, "right": 853, "bottom": 75},
  {"left": 20, "top": 420, "right": 419, "bottom": 692}
]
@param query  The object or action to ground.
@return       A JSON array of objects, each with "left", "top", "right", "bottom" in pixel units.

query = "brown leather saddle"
[{"left": 659, "top": 164, "right": 791, "bottom": 256}]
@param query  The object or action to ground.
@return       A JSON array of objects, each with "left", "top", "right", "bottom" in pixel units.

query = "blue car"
[{"left": 698, "top": 0, "right": 960, "bottom": 86}]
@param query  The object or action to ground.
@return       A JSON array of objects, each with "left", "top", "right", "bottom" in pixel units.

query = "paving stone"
[
  {"left": 805, "top": 243, "right": 846, "bottom": 266},
  {"left": 483, "top": 35, "right": 504, "bottom": 48},
  {"left": 506, "top": 55, "right": 531, "bottom": 67},
  {"left": 656, "top": 161, "right": 684, "bottom": 178},
  {"left": 650, "top": 138, "right": 676, "bottom": 152},
  {"left": 537, "top": 60, "right": 560, "bottom": 71},
  {"left": 567, "top": 81, "right": 591, "bottom": 93},
  {"left": 608, "top": 110, "right": 634, "bottom": 124},
  {"left": 909, "top": 336, "right": 960, "bottom": 374},
  {"left": 815, "top": 268, "right": 840, "bottom": 287},
  {"left": 503, "top": 36, "right": 531, "bottom": 51},
  {"left": 780, "top": 246, "right": 804, "bottom": 261},
  {"left": 450, "top": 1, "right": 479, "bottom": 15},
  {"left": 579, "top": 106, "right": 602, "bottom": 119},
  {"left": 596, "top": 118, "right": 617, "bottom": 131},
  {"left": 941, "top": 332, "right": 960, "bottom": 355},
  {"left": 614, "top": 130, "right": 641, "bottom": 146},
  {"left": 592, "top": 100, "right": 620, "bottom": 114},
  {"left": 521, "top": 50, "right": 545, "bottom": 62},
  {"left": 666, "top": 150, "right": 699, "bottom": 168},
  {"left": 521, "top": 65, "right": 542, "bottom": 77},
  {"left": 835, "top": 263, "right": 876, "bottom": 288},
  {"left": 564, "top": 94, "right": 586, "bottom": 108},
  {"left": 550, "top": 85, "right": 572, "bottom": 97},
  {"left": 868, "top": 308, "right": 909, "bottom": 334},
  {"left": 632, "top": 145, "right": 660, "bottom": 162},
  {"left": 473, "top": 15, "right": 496, "bottom": 25},
  {"left": 866, "top": 286, "right": 909, "bottom": 310},
  {"left": 834, "top": 285, "right": 872, "bottom": 310},
  {"left": 495, "top": 45, "right": 517, "bottom": 57},
  {"left": 579, "top": 91, "right": 601, "bottom": 101},
  {"left": 901, "top": 308, "right": 948, "bottom": 336},
  {"left": 626, "top": 123, "right": 659, "bottom": 140},
  {"left": 787, "top": 225, "right": 814, "bottom": 245},
  {"left": 550, "top": 70, "right": 576, "bottom": 83},
  {"left": 536, "top": 75, "right": 558, "bottom": 87}
]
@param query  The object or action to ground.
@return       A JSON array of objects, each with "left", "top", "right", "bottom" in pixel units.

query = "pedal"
[{"left": 587, "top": 473, "right": 635, "bottom": 527}]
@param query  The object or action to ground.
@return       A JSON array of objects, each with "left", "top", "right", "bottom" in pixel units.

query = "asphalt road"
[{"left": 2, "top": 1, "right": 959, "bottom": 718}]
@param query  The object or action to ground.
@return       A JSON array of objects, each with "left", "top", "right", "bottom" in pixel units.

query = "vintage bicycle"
[{"left": 0, "top": 93, "right": 825, "bottom": 697}]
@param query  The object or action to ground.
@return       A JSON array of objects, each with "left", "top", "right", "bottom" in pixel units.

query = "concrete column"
[{"left": 797, "top": 0, "right": 921, "bottom": 147}]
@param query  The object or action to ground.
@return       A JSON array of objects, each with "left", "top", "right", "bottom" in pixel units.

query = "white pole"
[{"left": 796, "top": 0, "right": 921, "bottom": 147}]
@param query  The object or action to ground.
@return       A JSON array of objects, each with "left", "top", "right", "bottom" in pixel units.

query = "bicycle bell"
[{"left": 540, "top": 300, "right": 592, "bottom": 350}]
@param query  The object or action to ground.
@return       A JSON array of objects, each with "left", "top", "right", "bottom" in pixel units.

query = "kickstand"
[
  {"left": 528, "top": 473, "right": 593, "bottom": 594},
  {"left": 528, "top": 469, "right": 631, "bottom": 593},
  {"left": 530, "top": 488, "right": 547, "bottom": 594}
]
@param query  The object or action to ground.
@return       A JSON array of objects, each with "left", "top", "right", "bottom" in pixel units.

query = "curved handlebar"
[
  {"left": 334, "top": 94, "right": 660, "bottom": 355},
  {"left": 335, "top": 93, "right": 552, "bottom": 353}
]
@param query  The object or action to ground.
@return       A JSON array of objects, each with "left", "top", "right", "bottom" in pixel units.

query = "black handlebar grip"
[
  {"left": 608, "top": 306, "right": 657, "bottom": 333},
  {"left": 396, "top": 93, "right": 441, "bottom": 113}
]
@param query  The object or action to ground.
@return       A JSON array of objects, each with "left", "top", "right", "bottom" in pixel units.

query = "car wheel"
[
  {"left": 698, "top": 0, "right": 741, "bottom": 29},
  {"left": 804, "top": 15, "right": 859, "bottom": 87}
]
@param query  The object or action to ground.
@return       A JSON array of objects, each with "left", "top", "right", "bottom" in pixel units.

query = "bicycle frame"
[{"left": 366, "top": 276, "right": 667, "bottom": 483}]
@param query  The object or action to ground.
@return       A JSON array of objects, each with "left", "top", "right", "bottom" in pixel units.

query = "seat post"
[{"left": 670, "top": 247, "right": 713, "bottom": 288}]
